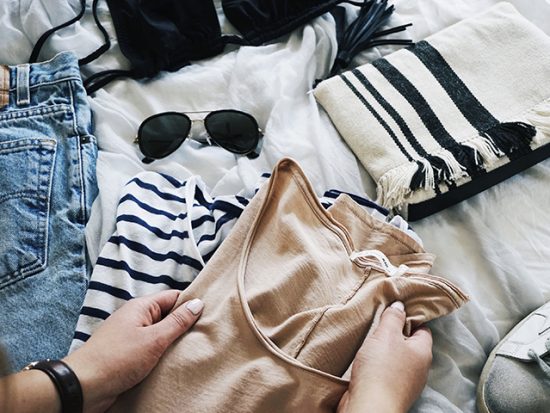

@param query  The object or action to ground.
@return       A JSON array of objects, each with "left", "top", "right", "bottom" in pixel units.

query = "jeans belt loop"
[
  {"left": 0, "top": 65, "right": 9, "bottom": 109},
  {"left": 16, "top": 64, "right": 30, "bottom": 106}
]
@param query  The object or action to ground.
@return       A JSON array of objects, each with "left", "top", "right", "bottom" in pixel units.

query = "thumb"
[
  {"left": 408, "top": 326, "right": 433, "bottom": 349},
  {"left": 153, "top": 298, "right": 204, "bottom": 347},
  {"left": 376, "top": 301, "right": 406, "bottom": 339}
]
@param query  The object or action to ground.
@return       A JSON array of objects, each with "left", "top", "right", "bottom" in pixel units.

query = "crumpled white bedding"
[{"left": 1, "top": 0, "right": 550, "bottom": 411}]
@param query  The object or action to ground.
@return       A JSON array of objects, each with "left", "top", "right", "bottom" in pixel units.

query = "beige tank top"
[{"left": 110, "top": 158, "right": 468, "bottom": 413}]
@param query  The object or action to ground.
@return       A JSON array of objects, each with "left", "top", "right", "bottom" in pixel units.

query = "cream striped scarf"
[{"left": 315, "top": 2, "right": 550, "bottom": 220}]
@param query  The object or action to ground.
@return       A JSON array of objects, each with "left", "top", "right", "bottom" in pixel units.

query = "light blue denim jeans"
[{"left": 0, "top": 52, "right": 98, "bottom": 371}]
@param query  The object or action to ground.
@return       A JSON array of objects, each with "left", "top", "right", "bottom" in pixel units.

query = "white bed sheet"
[{"left": 1, "top": 1, "right": 550, "bottom": 411}]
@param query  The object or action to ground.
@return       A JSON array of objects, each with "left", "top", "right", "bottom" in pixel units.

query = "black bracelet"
[{"left": 23, "top": 359, "right": 83, "bottom": 413}]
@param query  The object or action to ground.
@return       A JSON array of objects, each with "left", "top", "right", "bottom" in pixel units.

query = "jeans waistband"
[
  {"left": 7, "top": 52, "right": 82, "bottom": 91},
  {"left": 0, "top": 51, "right": 92, "bottom": 139}
]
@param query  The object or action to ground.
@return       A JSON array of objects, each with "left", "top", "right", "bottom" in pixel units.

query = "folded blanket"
[{"left": 315, "top": 2, "right": 550, "bottom": 220}]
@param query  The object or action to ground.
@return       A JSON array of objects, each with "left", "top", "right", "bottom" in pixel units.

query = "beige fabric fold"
[{"left": 110, "top": 158, "right": 468, "bottom": 413}]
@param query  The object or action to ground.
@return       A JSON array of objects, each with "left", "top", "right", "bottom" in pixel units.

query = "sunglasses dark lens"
[
  {"left": 205, "top": 111, "right": 259, "bottom": 154},
  {"left": 139, "top": 113, "right": 191, "bottom": 159}
]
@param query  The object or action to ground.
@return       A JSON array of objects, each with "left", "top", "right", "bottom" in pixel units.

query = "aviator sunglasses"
[{"left": 135, "top": 109, "right": 263, "bottom": 164}]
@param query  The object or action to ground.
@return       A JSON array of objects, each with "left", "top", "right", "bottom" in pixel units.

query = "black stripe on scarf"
[
  {"left": 408, "top": 41, "right": 536, "bottom": 160},
  {"left": 340, "top": 74, "right": 416, "bottom": 163},
  {"left": 372, "top": 58, "right": 480, "bottom": 178},
  {"left": 351, "top": 68, "right": 428, "bottom": 157},
  {"left": 351, "top": 68, "right": 452, "bottom": 189},
  {"left": 408, "top": 41, "right": 497, "bottom": 130}
]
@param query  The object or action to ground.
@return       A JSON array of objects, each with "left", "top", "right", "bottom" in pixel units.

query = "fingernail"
[
  {"left": 185, "top": 298, "right": 204, "bottom": 315},
  {"left": 390, "top": 301, "right": 405, "bottom": 312}
]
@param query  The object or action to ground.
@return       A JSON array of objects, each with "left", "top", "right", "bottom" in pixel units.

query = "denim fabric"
[{"left": 0, "top": 52, "right": 98, "bottom": 371}]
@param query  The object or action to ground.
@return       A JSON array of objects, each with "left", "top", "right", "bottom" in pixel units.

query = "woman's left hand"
[{"left": 64, "top": 290, "right": 204, "bottom": 412}]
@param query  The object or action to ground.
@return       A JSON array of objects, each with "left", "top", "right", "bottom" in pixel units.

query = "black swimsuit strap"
[
  {"left": 83, "top": 35, "right": 244, "bottom": 95},
  {"left": 83, "top": 69, "right": 136, "bottom": 94},
  {"left": 221, "top": 34, "right": 248, "bottom": 46},
  {"left": 79, "top": 0, "right": 111, "bottom": 66},
  {"left": 29, "top": 0, "right": 110, "bottom": 67}
]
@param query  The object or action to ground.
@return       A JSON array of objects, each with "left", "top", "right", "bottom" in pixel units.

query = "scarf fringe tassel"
[{"left": 376, "top": 100, "right": 550, "bottom": 209}]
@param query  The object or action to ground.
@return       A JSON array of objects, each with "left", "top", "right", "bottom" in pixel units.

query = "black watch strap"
[{"left": 23, "top": 359, "right": 83, "bottom": 413}]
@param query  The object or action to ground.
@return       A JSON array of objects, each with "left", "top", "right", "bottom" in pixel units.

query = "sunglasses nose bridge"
[
  {"left": 189, "top": 118, "right": 205, "bottom": 134},
  {"left": 188, "top": 118, "right": 212, "bottom": 145},
  {"left": 189, "top": 119, "right": 205, "bottom": 133}
]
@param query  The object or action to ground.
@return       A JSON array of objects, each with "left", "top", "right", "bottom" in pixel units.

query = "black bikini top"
[
  {"left": 30, "top": 0, "right": 411, "bottom": 93},
  {"left": 223, "top": 0, "right": 346, "bottom": 45}
]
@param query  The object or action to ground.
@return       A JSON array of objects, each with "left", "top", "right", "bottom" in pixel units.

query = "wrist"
[
  {"left": 346, "top": 387, "right": 406, "bottom": 413},
  {"left": 21, "top": 359, "right": 83, "bottom": 413},
  {"left": 63, "top": 350, "right": 115, "bottom": 413},
  {"left": 9, "top": 369, "right": 63, "bottom": 413}
]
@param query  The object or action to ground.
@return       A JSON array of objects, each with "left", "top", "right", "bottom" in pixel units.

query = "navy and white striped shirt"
[{"left": 70, "top": 171, "right": 420, "bottom": 351}]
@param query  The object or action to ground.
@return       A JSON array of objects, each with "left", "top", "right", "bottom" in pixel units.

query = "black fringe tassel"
[
  {"left": 409, "top": 161, "right": 427, "bottom": 190},
  {"left": 409, "top": 154, "right": 454, "bottom": 191},
  {"left": 328, "top": 0, "right": 413, "bottom": 78},
  {"left": 408, "top": 121, "right": 537, "bottom": 192},
  {"left": 453, "top": 144, "right": 483, "bottom": 178},
  {"left": 482, "top": 121, "right": 537, "bottom": 157}
]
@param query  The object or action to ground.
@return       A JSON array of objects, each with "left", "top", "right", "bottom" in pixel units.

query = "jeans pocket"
[{"left": 0, "top": 137, "right": 57, "bottom": 288}]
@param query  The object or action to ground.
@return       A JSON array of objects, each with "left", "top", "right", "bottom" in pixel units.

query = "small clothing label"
[{"left": 0, "top": 65, "right": 9, "bottom": 109}]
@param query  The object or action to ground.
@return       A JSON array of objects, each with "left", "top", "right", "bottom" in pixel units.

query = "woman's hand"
[
  {"left": 337, "top": 302, "right": 433, "bottom": 413},
  {"left": 64, "top": 291, "right": 203, "bottom": 413}
]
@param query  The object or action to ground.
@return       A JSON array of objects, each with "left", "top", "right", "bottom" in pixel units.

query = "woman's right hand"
[{"left": 337, "top": 302, "right": 433, "bottom": 413}]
